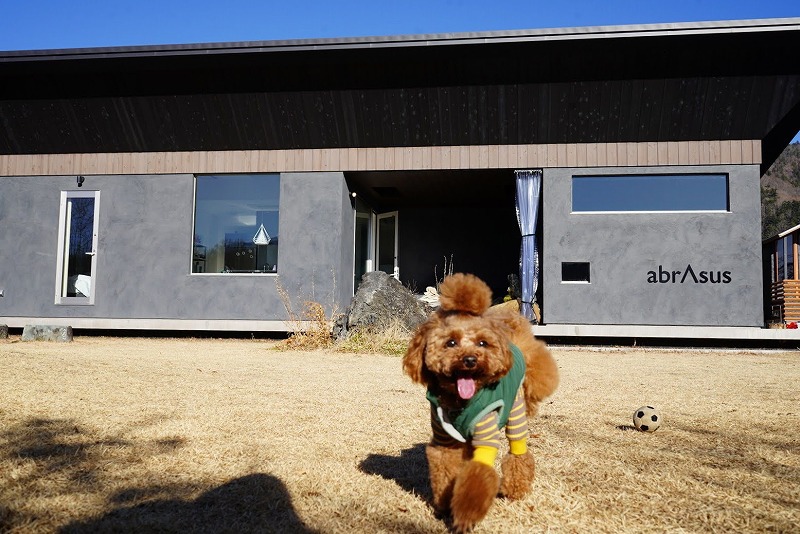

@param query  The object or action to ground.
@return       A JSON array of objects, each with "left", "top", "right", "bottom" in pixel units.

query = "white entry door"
[
  {"left": 55, "top": 190, "right": 100, "bottom": 305},
  {"left": 376, "top": 211, "right": 398, "bottom": 279}
]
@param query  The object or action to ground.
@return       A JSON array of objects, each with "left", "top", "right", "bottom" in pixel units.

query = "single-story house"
[{"left": 1, "top": 18, "right": 800, "bottom": 338}]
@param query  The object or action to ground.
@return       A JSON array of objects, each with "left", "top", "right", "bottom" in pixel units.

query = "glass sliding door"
[
  {"left": 353, "top": 198, "right": 373, "bottom": 290},
  {"left": 376, "top": 211, "right": 398, "bottom": 279},
  {"left": 55, "top": 190, "right": 100, "bottom": 304},
  {"left": 352, "top": 202, "right": 399, "bottom": 292}
]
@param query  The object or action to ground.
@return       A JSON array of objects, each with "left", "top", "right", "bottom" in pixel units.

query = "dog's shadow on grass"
[
  {"left": 359, "top": 443, "right": 432, "bottom": 502},
  {"left": 1, "top": 417, "right": 316, "bottom": 533},
  {"left": 61, "top": 473, "right": 317, "bottom": 534}
]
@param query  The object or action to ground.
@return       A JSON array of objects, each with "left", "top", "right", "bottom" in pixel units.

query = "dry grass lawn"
[{"left": 1, "top": 336, "right": 798, "bottom": 533}]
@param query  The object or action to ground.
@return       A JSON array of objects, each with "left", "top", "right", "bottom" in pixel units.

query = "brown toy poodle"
[{"left": 403, "top": 273, "right": 559, "bottom": 533}]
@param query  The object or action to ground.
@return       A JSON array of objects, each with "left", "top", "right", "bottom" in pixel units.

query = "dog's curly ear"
[
  {"left": 403, "top": 320, "right": 435, "bottom": 385},
  {"left": 438, "top": 273, "right": 492, "bottom": 315}
]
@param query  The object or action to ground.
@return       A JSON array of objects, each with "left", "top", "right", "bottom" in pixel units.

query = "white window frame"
[
  {"left": 376, "top": 211, "right": 399, "bottom": 279},
  {"left": 55, "top": 190, "right": 100, "bottom": 305}
]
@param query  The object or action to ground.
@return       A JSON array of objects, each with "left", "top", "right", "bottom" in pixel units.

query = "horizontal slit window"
[{"left": 572, "top": 174, "right": 729, "bottom": 212}]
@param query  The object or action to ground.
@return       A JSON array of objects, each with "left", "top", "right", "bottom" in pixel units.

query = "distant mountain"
[{"left": 761, "top": 142, "right": 800, "bottom": 239}]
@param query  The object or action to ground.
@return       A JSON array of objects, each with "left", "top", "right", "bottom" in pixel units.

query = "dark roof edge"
[
  {"left": 763, "top": 222, "right": 800, "bottom": 243},
  {"left": 3, "top": 17, "right": 800, "bottom": 61}
]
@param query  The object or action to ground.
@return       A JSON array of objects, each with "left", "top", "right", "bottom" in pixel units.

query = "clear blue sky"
[
  {"left": 2, "top": 0, "right": 798, "bottom": 140},
  {"left": 1, "top": 0, "right": 798, "bottom": 50}
]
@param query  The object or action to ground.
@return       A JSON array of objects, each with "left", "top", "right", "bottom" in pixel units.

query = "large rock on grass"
[
  {"left": 22, "top": 325, "right": 73, "bottom": 342},
  {"left": 336, "top": 271, "right": 430, "bottom": 338}
]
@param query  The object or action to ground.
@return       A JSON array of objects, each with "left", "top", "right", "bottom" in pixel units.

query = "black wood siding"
[{"left": 2, "top": 27, "right": 799, "bottom": 164}]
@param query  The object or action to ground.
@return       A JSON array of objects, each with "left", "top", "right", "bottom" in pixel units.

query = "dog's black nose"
[{"left": 462, "top": 355, "right": 477, "bottom": 368}]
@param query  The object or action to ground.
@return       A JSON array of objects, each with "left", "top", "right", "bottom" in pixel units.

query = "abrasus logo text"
[{"left": 647, "top": 264, "right": 731, "bottom": 284}]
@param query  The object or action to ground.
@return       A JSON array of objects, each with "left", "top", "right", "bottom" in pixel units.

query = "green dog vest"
[{"left": 426, "top": 344, "right": 526, "bottom": 442}]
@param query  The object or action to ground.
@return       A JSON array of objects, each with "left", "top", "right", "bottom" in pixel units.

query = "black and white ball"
[{"left": 633, "top": 405, "right": 661, "bottom": 432}]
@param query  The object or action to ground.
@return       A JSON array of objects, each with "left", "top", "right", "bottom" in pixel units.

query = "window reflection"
[
  {"left": 193, "top": 174, "right": 280, "bottom": 274},
  {"left": 572, "top": 174, "right": 729, "bottom": 212},
  {"left": 65, "top": 197, "right": 95, "bottom": 294}
]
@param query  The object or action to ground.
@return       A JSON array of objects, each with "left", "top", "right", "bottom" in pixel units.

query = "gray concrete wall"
[
  {"left": 0, "top": 165, "right": 765, "bottom": 329},
  {"left": 0, "top": 172, "right": 353, "bottom": 324},
  {"left": 278, "top": 172, "right": 354, "bottom": 317},
  {"left": 542, "top": 165, "right": 764, "bottom": 327}
]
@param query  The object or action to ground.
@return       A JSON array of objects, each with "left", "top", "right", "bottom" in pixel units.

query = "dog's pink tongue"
[{"left": 457, "top": 378, "right": 476, "bottom": 400}]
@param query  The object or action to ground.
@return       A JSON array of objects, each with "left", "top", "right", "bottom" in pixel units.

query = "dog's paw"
[
  {"left": 499, "top": 451, "right": 535, "bottom": 500},
  {"left": 450, "top": 460, "right": 500, "bottom": 533}
]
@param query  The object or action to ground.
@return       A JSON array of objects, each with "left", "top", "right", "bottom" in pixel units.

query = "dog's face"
[{"left": 403, "top": 312, "right": 514, "bottom": 402}]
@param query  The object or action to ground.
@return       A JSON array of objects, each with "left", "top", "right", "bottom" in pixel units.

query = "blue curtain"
[{"left": 515, "top": 169, "right": 542, "bottom": 322}]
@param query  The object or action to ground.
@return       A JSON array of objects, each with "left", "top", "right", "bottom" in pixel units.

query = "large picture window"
[
  {"left": 572, "top": 174, "right": 729, "bottom": 212},
  {"left": 192, "top": 174, "right": 280, "bottom": 274}
]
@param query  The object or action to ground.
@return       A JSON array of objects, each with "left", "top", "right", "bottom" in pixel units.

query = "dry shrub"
[
  {"left": 335, "top": 319, "right": 413, "bottom": 355},
  {"left": 433, "top": 254, "right": 454, "bottom": 290},
  {"left": 278, "top": 311, "right": 413, "bottom": 355},
  {"left": 275, "top": 300, "right": 336, "bottom": 351},
  {"left": 274, "top": 277, "right": 339, "bottom": 351},
  {"left": 274, "top": 276, "right": 414, "bottom": 355}
]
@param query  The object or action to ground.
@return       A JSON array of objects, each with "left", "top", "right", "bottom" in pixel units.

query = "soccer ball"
[{"left": 633, "top": 405, "right": 661, "bottom": 432}]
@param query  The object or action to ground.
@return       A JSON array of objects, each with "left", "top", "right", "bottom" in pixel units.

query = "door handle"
[{"left": 85, "top": 251, "right": 96, "bottom": 256}]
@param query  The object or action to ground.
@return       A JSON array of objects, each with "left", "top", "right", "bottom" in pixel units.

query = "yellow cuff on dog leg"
[
  {"left": 509, "top": 439, "right": 528, "bottom": 456},
  {"left": 472, "top": 445, "right": 498, "bottom": 466}
]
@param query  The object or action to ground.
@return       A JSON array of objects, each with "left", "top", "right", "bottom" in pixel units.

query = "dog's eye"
[
  {"left": 446, "top": 339, "right": 457, "bottom": 348},
  {"left": 478, "top": 340, "right": 489, "bottom": 347}
]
